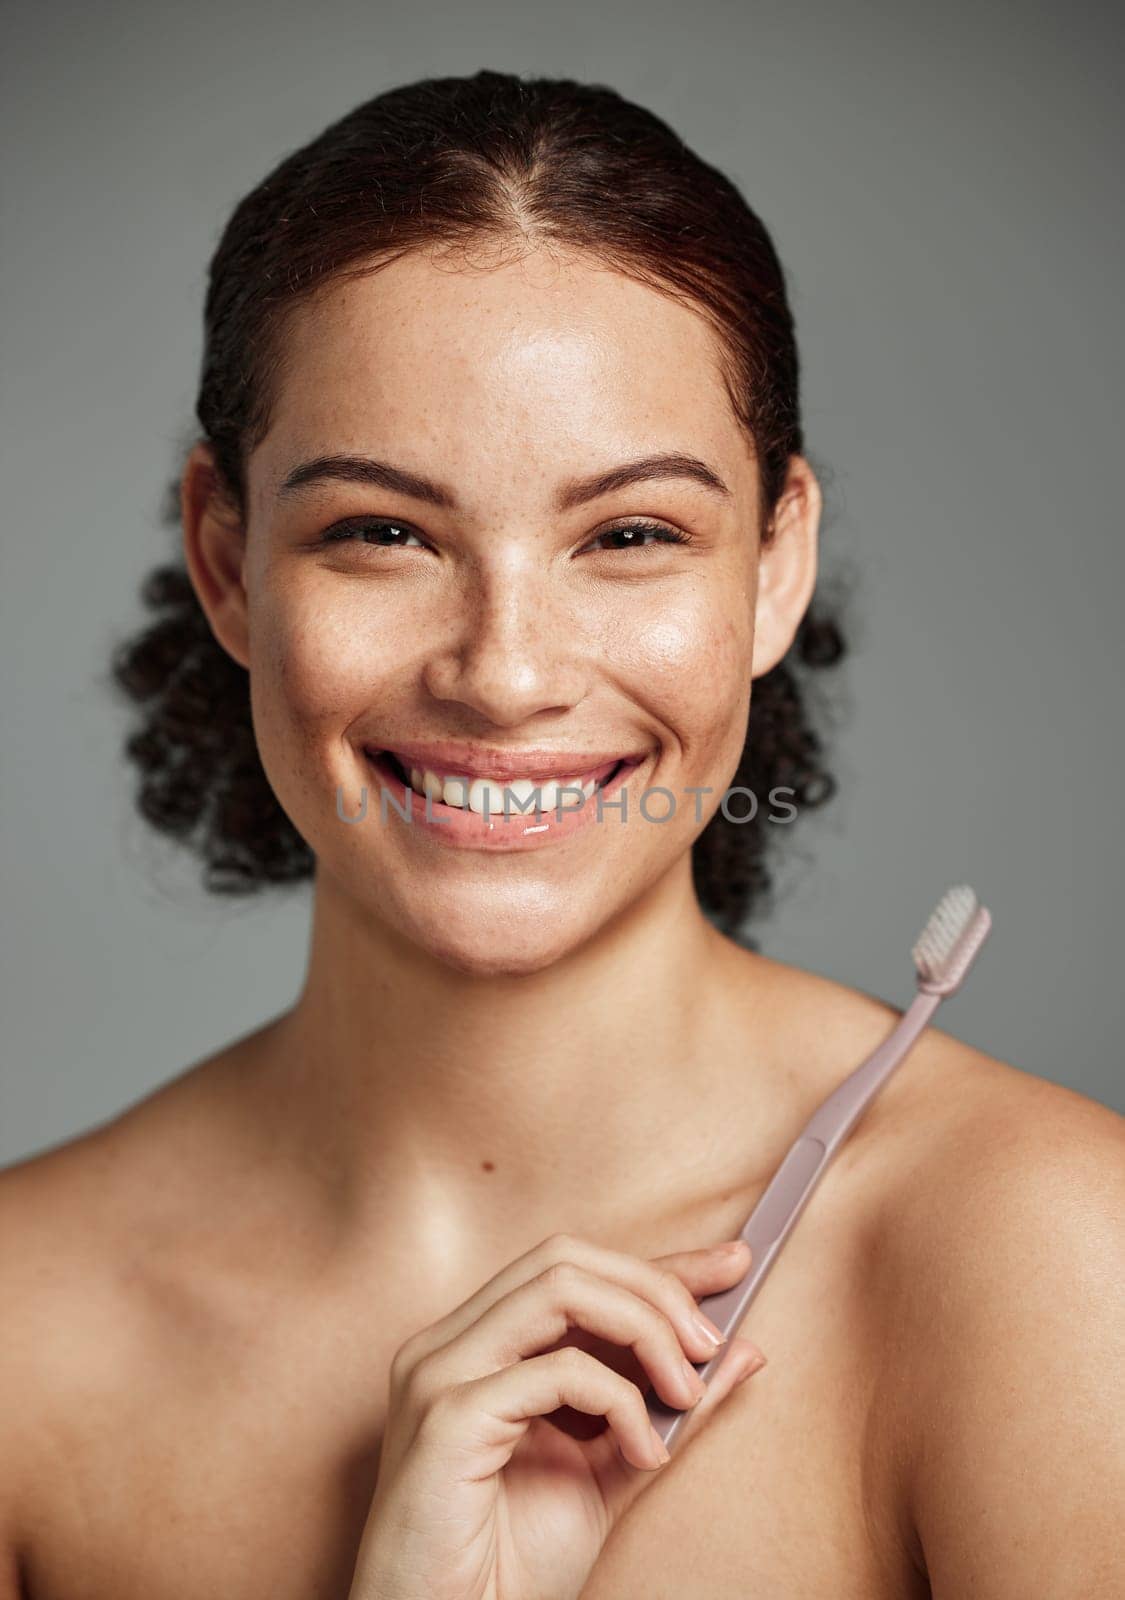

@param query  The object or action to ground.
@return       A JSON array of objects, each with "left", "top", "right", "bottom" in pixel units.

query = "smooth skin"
[
  {"left": 1, "top": 242, "right": 1122, "bottom": 1598},
  {"left": 348, "top": 1235, "right": 764, "bottom": 1600}
]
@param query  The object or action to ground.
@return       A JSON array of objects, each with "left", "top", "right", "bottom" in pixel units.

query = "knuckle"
[
  {"left": 538, "top": 1257, "right": 582, "bottom": 1295},
  {"left": 652, "top": 1263, "right": 686, "bottom": 1302},
  {"left": 546, "top": 1343, "right": 588, "bottom": 1379},
  {"left": 540, "top": 1230, "right": 577, "bottom": 1260},
  {"left": 647, "top": 1299, "right": 679, "bottom": 1343},
  {"left": 398, "top": 1348, "right": 442, "bottom": 1407},
  {"left": 388, "top": 1335, "right": 419, "bottom": 1389},
  {"left": 654, "top": 1264, "right": 697, "bottom": 1322},
  {"left": 617, "top": 1371, "right": 645, "bottom": 1409}
]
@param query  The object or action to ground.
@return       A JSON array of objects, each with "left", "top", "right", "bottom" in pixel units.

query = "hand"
[{"left": 346, "top": 1232, "right": 765, "bottom": 1600}]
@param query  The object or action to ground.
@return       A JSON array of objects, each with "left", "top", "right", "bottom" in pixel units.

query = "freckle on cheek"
[{"left": 637, "top": 620, "right": 694, "bottom": 663}]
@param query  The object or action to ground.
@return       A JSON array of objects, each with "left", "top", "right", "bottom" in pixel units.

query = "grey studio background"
[{"left": 2, "top": 0, "right": 1123, "bottom": 1169}]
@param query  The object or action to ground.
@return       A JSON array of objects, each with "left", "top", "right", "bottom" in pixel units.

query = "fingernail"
[
  {"left": 691, "top": 1311, "right": 726, "bottom": 1347},
  {"left": 715, "top": 1239, "right": 749, "bottom": 1257},
  {"left": 650, "top": 1426, "right": 671, "bottom": 1464},
  {"left": 736, "top": 1353, "right": 767, "bottom": 1383}
]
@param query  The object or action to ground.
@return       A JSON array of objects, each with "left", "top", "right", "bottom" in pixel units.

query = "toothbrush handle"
[
  {"left": 645, "top": 988, "right": 943, "bottom": 1447},
  {"left": 802, "top": 987, "right": 942, "bottom": 1158}
]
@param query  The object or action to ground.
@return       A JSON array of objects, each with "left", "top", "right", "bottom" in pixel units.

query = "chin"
[
  {"left": 387, "top": 885, "right": 597, "bottom": 980},
  {"left": 427, "top": 940, "right": 573, "bottom": 981}
]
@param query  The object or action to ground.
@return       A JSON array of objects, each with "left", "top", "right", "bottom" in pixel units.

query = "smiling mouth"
[{"left": 378, "top": 749, "right": 630, "bottom": 798}]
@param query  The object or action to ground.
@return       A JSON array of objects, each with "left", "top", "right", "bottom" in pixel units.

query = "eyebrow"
[{"left": 275, "top": 451, "right": 732, "bottom": 511}]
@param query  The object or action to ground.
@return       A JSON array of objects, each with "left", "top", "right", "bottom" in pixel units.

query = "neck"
[{"left": 252, "top": 859, "right": 800, "bottom": 1269}]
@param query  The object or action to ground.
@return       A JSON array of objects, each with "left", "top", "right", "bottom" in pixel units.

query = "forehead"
[{"left": 255, "top": 244, "right": 752, "bottom": 504}]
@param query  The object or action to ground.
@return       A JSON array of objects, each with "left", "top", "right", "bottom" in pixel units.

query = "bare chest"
[{"left": 23, "top": 1226, "right": 918, "bottom": 1599}]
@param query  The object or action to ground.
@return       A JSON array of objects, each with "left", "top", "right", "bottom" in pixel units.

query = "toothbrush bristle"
[{"left": 912, "top": 885, "right": 992, "bottom": 994}]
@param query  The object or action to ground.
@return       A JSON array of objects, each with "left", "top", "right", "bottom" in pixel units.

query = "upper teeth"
[{"left": 401, "top": 764, "right": 611, "bottom": 815}]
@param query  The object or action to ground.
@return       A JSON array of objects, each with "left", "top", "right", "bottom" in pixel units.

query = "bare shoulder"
[
  {"left": 0, "top": 1120, "right": 148, "bottom": 1585},
  {"left": 870, "top": 1022, "right": 1124, "bottom": 1303},
  {"left": 0, "top": 1029, "right": 272, "bottom": 1564},
  {"left": 855, "top": 1022, "right": 1125, "bottom": 1591},
  {"left": 796, "top": 954, "right": 1125, "bottom": 1586},
  {"left": 750, "top": 949, "right": 1124, "bottom": 1231},
  {"left": 778, "top": 952, "right": 1125, "bottom": 1358}
]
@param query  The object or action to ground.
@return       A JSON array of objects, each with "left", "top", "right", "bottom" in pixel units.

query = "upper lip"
[{"left": 365, "top": 741, "right": 648, "bottom": 781}]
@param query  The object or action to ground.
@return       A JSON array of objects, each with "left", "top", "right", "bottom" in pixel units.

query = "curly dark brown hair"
[{"left": 109, "top": 68, "right": 848, "bottom": 944}]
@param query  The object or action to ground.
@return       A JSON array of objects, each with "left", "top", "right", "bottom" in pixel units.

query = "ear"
[
  {"left": 750, "top": 455, "right": 822, "bottom": 680},
  {"left": 180, "top": 441, "right": 251, "bottom": 671}
]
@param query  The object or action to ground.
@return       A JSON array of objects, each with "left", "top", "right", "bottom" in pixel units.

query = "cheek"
[
  {"left": 246, "top": 572, "right": 753, "bottom": 766},
  {"left": 248, "top": 584, "right": 401, "bottom": 751},
  {"left": 631, "top": 599, "right": 751, "bottom": 757}
]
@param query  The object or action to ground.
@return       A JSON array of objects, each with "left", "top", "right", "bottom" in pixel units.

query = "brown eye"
[
  {"left": 587, "top": 522, "right": 692, "bottom": 553},
  {"left": 320, "top": 518, "right": 426, "bottom": 548},
  {"left": 316, "top": 517, "right": 693, "bottom": 554}
]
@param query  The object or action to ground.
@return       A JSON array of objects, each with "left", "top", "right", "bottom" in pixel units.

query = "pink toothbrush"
[{"left": 647, "top": 884, "right": 993, "bottom": 1450}]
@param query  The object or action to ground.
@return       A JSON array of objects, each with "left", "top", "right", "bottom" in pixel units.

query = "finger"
[
  {"left": 648, "top": 1238, "right": 752, "bottom": 1301},
  {"left": 421, "top": 1344, "right": 672, "bottom": 1476},
  {"left": 407, "top": 1258, "right": 731, "bottom": 1422},
  {"left": 676, "top": 1335, "right": 767, "bottom": 1449},
  {"left": 394, "top": 1233, "right": 753, "bottom": 1379},
  {"left": 583, "top": 1335, "right": 767, "bottom": 1523}
]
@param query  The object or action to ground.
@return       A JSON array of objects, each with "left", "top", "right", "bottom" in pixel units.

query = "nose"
[{"left": 421, "top": 554, "right": 590, "bottom": 726}]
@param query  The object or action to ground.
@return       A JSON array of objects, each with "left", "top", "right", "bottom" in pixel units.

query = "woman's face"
[{"left": 202, "top": 243, "right": 816, "bottom": 975}]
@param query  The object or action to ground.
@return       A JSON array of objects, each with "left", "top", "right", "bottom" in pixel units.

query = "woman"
[{"left": 1, "top": 69, "right": 1121, "bottom": 1600}]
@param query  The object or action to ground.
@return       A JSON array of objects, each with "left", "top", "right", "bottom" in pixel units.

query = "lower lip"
[{"left": 361, "top": 750, "right": 646, "bottom": 852}]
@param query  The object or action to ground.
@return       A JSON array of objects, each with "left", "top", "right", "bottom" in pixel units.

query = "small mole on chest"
[{"left": 481, "top": 1159, "right": 495, "bottom": 1172}]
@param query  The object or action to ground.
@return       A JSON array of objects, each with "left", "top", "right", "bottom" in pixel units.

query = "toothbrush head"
[{"left": 912, "top": 884, "right": 992, "bottom": 996}]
